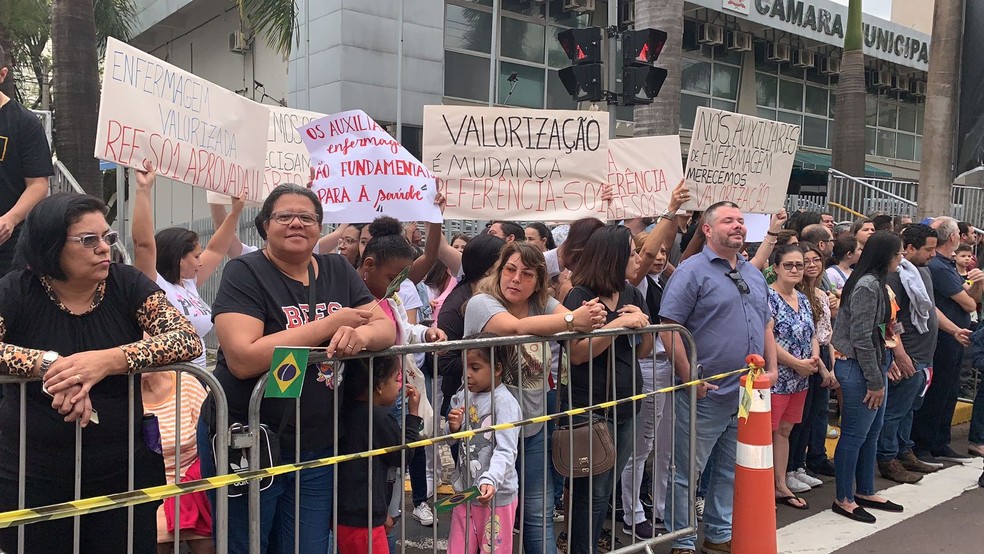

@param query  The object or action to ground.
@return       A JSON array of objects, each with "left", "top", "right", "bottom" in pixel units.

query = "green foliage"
[
  {"left": 94, "top": 0, "right": 136, "bottom": 53},
  {"left": 237, "top": 0, "right": 298, "bottom": 58},
  {"left": 844, "top": 0, "right": 863, "bottom": 52}
]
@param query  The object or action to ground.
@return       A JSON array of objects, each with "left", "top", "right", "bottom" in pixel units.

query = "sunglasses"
[
  {"left": 66, "top": 231, "right": 119, "bottom": 250},
  {"left": 726, "top": 268, "right": 749, "bottom": 294}
]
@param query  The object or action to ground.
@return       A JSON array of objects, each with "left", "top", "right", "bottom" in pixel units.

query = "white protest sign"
[
  {"left": 422, "top": 105, "right": 610, "bottom": 221},
  {"left": 606, "top": 135, "right": 683, "bottom": 220},
  {"left": 95, "top": 38, "right": 268, "bottom": 202},
  {"left": 743, "top": 213, "right": 772, "bottom": 242},
  {"left": 299, "top": 110, "right": 442, "bottom": 224},
  {"left": 207, "top": 105, "right": 326, "bottom": 205},
  {"left": 682, "top": 107, "right": 799, "bottom": 214}
]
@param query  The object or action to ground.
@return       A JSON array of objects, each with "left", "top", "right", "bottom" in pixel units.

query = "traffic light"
[
  {"left": 557, "top": 27, "right": 604, "bottom": 102},
  {"left": 622, "top": 28, "right": 668, "bottom": 105}
]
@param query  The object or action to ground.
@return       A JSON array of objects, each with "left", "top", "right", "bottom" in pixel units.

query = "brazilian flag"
[{"left": 264, "top": 348, "right": 310, "bottom": 399}]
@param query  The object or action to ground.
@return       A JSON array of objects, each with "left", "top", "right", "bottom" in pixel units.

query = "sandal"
[{"left": 777, "top": 495, "right": 810, "bottom": 510}]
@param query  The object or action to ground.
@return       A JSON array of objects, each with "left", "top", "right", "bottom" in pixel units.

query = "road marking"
[{"left": 777, "top": 459, "right": 984, "bottom": 553}]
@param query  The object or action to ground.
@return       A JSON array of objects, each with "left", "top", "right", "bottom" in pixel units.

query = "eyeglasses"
[
  {"left": 781, "top": 262, "right": 806, "bottom": 271},
  {"left": 271, "top": 212, "right": 319, "bottom": 226},
  {"left": 726, "top": 268, "right": 749, "bottom": 294},
  {"left": 502, "top": 264, "right": 537, "bottom": 281},
  {"left": 340, "top": 236, "right": 358, "bottom": 245},
  {"left": 804, "top": 258, "right": 822, "bottom": 266},
  {"left": 66, "top": 231, "right": 119, "bottom": 250}
]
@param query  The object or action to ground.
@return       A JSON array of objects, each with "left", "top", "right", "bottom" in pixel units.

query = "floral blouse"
[{"left": 769, "top": 288, "right": 815, "bottom": 394}]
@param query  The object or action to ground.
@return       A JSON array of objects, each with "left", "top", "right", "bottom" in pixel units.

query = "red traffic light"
[
  {"left": 623, "top": 29, "right": 668, "bottom": 66},
  {"left": 558, "top": 27, "right": 603, "bottom": 65}
]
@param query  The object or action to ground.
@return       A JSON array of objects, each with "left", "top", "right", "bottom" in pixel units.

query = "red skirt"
[{"left": 163, "top": 458, "right": 212, "bottom": 538}]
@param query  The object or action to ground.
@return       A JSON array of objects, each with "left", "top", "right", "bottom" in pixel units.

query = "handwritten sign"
[
  {"left": 299, "top": 110, "right": 442, "bottom": 224},
  {"left": 422, "top": 106, "right": 610, "bottom": 221},
  {"left": 95, "top": 37, "right": 268, "bottom": 202},
  {"left": 606, "top": 135, "right": 682, "bottom": 220},
  {"left": 682, "top": 107, "right": 799, "bottom": 214},
  {"left": 207, "top": 105, "right": 326, "bottom": 204}
]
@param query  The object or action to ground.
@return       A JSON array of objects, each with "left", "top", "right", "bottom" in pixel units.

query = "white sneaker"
[
  {"left": 785, "top": 472, "right": 811, "bottom": 493},
  {"left": 412, "top": 502, "right": 435, "bottom": 527},
  {"left": 794, "top": 468, "right": 823, "bottom": 488}
]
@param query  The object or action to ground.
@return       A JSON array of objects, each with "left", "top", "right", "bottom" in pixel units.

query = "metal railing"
[
  {"left": 827, "top": 169, "right": 917, "bottom": 222},
  {"left": 0, "top": 363, "right": 229, "bottom": 554}
]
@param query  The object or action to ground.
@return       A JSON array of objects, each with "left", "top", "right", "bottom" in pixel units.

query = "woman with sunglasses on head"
[
  {"left": 830, "top": 231, "right": 904, "bottom": 524},
  {"left": 0, "top": 193, "right": 202, "bottom": 553},
  {"left": 768, "top": 244, "right": 819, "bottom": 510},
  {"left": 463, "top": 241, "right": 606, "bottom": 554},
  {"left": 200, "top": 184, "right": 396, "bottom": 553}
]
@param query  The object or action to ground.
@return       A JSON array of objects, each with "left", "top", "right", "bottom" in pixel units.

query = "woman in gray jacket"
[{"left": 830, "top": 231, "right": 904, "bottom": 524}]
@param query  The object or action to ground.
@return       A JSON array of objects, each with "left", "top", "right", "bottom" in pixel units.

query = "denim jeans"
[
  {"left": 569, "top": 417, "right": 635, "bottom": 554},
  {"left": 877, "top": 364, "right": 928, "bottom": 461},
  {"left": 515, "top": 427, "right": 557, "bottom": 554},
  {"left": 913, "top": 332, "right": 964, "bottom": 454},
  {"left": 833, "top": 356, "right": 887, "bottom": 502},
  {"left": 789, "top": 356, "right": 832, "bottom": 470},
  {"left": 545, "top": 389, "right": 565, "bottom": 509},
  {"left": 664, "top": 393, "right": 738, "bottom": 551},
  {"left": 970, "top": 367, "right": 984, "bottom": 445},
  {"left": 197, "top": 418, "right": 334, "bottom": 553}
]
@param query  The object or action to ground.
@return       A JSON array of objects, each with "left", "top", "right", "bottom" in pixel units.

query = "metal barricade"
[
  {"left": 0, "top": 362, "right": 229, "bottom": 554},
  {"left": 236, "top": 324, "right": 702, "bottom": 553}
]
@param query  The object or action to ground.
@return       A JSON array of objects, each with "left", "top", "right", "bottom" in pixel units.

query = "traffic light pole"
[{"left": 607, "top": 0, "right": 618, "bottom": 139}]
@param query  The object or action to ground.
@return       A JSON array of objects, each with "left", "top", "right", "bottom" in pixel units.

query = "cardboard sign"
[
  {"left": 95, "top": 38, "right": 268, "bottom": 202},
  {"left": 682, "top": 107, "right": 799, "bottom": 214},
  {"left": 299, "top": 110, "right": 442, "bottom": 224},
  {"left": 606, "top": 135, "right": 683, "bottom": 220},
  {"left": 207, "top": 105, "right": 326, "bottom": 204},
  {"left": 422, "top": 105, "right": 610, "bottom": 222}
]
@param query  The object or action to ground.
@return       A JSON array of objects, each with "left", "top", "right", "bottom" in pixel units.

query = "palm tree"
[
  {"left": 633, "top": 0, "right": 685, "bottom": 137},
  {"left": 237, "top": 0, "right": 298, "bottom": 58},
  {"left": 917, "top": 0, "right": 963, "bottom": 219},
  {"left": 830, "top": 0, "right": 865, "bottom": 178}
]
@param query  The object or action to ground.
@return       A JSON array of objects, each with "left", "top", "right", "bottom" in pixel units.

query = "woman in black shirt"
[{"left": 0, "top": 193, "right": 202, "bottom": 553}]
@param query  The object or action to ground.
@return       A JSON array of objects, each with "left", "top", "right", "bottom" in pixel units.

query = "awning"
[{"left": 793, "top": 151, "right": 893, "bottom": 179}]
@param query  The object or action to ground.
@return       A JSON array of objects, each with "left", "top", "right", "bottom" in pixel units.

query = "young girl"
[
  {"left": 956, "top": 244, "right": 980, "bottom": 324},
  {"left": 826, "top": 235, "right": 861, "bottom": 294},
  {"left": 336, "top": 356, "right": 421, "bottom": 553},
  {"left": 446, "top": 334, "right": 523, "bottom": 554}
]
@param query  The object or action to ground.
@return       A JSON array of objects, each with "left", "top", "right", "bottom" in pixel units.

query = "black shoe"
[
  {"left": 979, "top": 471, "right": 984, "bottom": 488},
  {"left": 831, "top": 502, "right": 877, "bottom": 523},
  {"left": 914, "top": 450, "right": 946, "bottom": 468},
  {"left": 807, "top": 459, "right": 836, "bottom": 477},
  {"left": 855, "top": 496, "right": 903, "bottom": 513},
  {"left": 933, "top": 445, "right": 974, "bottom": 464}
]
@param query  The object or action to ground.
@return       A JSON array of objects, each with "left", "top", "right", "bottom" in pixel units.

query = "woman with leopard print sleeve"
[{"left": 0, "top": 193, "right": 203, "bottom": 554}]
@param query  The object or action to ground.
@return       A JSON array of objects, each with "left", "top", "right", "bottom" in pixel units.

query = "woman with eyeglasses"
[
  {"left": 463, "top": 241, "right": 605, "bottom": 554},
  {"left": 200, "top": 184, "right": 396, "bottom": 552},
  {"left": 337, "top": 223, "right": 364, "bottom": 267},
  {"left": 0, "top": 193, "right": 202, "bottom": 553},
  {"left": 830, "top": 230, "right": 904, "bottom": 524},
  {"left": 767, "top": 244, "right": 819, "bottom": 510}
]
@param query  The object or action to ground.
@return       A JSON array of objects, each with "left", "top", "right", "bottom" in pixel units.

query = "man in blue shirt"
[{"left": 659, "top": 201, "right": 778, "bottom": 554}]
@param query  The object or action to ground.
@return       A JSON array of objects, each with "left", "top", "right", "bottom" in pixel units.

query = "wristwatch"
[
  {"left": 38, "top": 351, "right": 59, "bottom": 379},
  {"left": 564, "top": 312, "right": 575, "bottom": 332}
]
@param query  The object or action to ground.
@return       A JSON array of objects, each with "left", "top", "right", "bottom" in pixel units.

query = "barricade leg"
[{"left": 732, "top": 374, "right": 777, "bottom": 554}]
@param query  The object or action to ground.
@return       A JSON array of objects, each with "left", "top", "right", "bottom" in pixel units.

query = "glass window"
[
  {"left": 780, "top": 64, "right": 804, "bottom": 79},
  {"left": 865, "top": 96, "right": 878, "bottom": 126},
  {"left": 712, "top": 64, "right": 740, "bottom": 101},
  {"left": 876, "top": 130, "right": 897, "bottom": 158},
  {"left": 713, "top": 45, "right": 744, "bottom": 66},
  {"left": 916, "top": 105, "right": 925, "bottom": 134},
  {"left": 446, "top": 5, "right": 493, "bottom": 53},
  {"left": 548, "top": 0, "right": 595, "bottom": 26},
  {"left": 681, "top": 58, "right": 711, "bottom": 94},
  {"left": 866, "top": 127, "right": 876, "bottom": 155},
  {"left": 498, "top": 62, "right": 544, "bottom": 108},
  {"left": 503, "top": 0, "right": 544, "bottom": 17},
  {"left": 898, "top": 104, "right": 917, "bottom": 133},
  {"left": 803, "top": 116, "right": 827, "bottom": 148},
  {"left": 445, "top": 51, "right": 491, "bottom": 101},
  {"left": 546, "top": 70, "right": 576, "bottom": 109},
  {"left": 915, "top": 136, "right": 922, "bottom": 159},
  {"left": 777, "top": 111, "right": 802, "bottom": 127},
  {"left": 805, "top": 85, "right": 827, "bottom": 116},
  {"left": 897, "top": 133, "right": 916, "bottom": 160},
  {"left": 805, "top": 66, "right": 828, "bottom": 85},
  {"left": 829, "top": 92, "right": 836, "bottom": 118},
  {"left": 547, "top": 31, "right": 569, "bottom": 68},
  {"left": 878, "top": 101, "right": 898, "bottom": 129},
  {"left": 500, "top": 17, "right": 545, "bottom": 63},
  {"left": 711, "top": 99, "right": 737, "bottom": 112},
  {"left": 758, "top": 108, "right": 777, "bottom": 121},
  {"left": 778, "top": 79, "right": 803, "bottom": 111},
  {"left": 460, "top": 0, "right": 493, "bottom": 6},
  {"left": 681, "top": 94, "right": 710, "bottom": 130},
  {"left": 756, "top": 73, "right": 777, "bottom": 107}
]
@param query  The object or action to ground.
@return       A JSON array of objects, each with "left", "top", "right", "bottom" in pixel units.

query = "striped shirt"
[{"left": 143, "top": 373, "right": 209, "bottom": 483}]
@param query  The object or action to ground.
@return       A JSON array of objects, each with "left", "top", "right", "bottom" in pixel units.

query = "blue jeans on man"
[
  {"left": 833, "top": 356, "right": 888, "bottom": 502},
  {"left": 877, "top": 364, "right": 928, "bottom": 462},
  {"left": 664, "top": 392, "right": 738, "bottom": 551}
]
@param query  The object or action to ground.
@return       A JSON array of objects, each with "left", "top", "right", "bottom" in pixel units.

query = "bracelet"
[
  {"left": 766, "top": 231, "right": 779, "bottom": 237},
  {"left": 659, "top": 211, "right": 674, "bottom": 221}
]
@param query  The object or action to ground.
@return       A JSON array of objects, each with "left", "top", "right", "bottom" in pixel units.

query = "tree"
[
  {"left": 830, "top": 0, "right": 866, "bottom": 177},
  {"left": 237, "top": 0, "right": 298, "bottom": 58},
  {"left": 917, "top": 0, "right": 962, "bottom": 219},
  {"left": 632, "top": 0, "right": 685, "bottom": 137}
]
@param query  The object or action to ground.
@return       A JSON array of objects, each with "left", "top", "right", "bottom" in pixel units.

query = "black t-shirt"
[
  {"left": 436, "top": 282, "right": 473, "bottom": 414},
  {"left": 563, "top": 283, "right": 649, "bottom": 420},
  {"left": 0, "top": 101, "right": 54, "bottom": 275},
  {"left": 0, "top": 265, "right": 159, "bottom": 484},
  {"left": 210, "top": 251, "right": 374, "bottom": 451}
]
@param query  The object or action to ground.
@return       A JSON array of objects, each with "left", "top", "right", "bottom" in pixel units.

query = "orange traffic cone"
[{"left": 732, "top": 368, "right": 777, "bottom": 554}]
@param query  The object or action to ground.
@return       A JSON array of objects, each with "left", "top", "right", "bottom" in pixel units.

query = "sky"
[{"left": 830, "top": 0, "right": 893, "bottom": 19}]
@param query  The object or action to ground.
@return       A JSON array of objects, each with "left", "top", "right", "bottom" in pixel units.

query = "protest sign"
[
  {"left": 299, "top": 110, "right": 442, "bottom": 224},
  {"left": 682, "top": 107, "right": 799, "bottom": 214},
  {"left": 207, "top": 105, "right": 326, "bottom": 205},
  {"left": 606, "top": 135, "right": 683, "bottom": 220},
  {"left": 95, "top": 37, "right": 268, "bottom": 202},
  {"left": 422, "top": 105, "right": 610, "bottom": 221}
]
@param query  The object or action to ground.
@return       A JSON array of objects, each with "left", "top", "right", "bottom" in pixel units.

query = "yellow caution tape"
[{"left": 0, "top": 365, "right": 753, "bottom": 528}]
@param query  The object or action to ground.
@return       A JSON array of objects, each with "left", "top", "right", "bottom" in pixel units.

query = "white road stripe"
[{"left": 777, "top": 459, "right": 984, "bottom": 553}]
